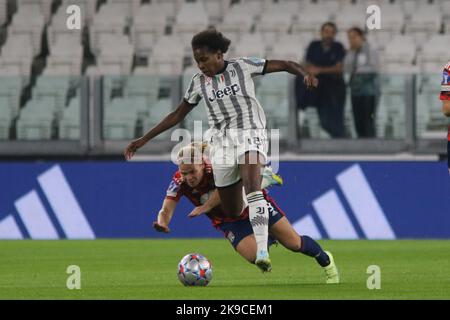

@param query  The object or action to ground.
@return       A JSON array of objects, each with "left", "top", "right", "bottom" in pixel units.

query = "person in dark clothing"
[
  {"left": 344, "top": 27, "right": 380, "bottom": 138},
  {"left": 296, "top": 22, "right": 347, "bottom": 138}
]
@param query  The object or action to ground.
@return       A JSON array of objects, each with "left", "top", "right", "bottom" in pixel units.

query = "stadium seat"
[
  {"left": 152, "top": 0, "right": 184, "bottom": 21},
  {"left": 378, "top": 74, "right": 407, "bottom": 138},
  {"left": 8, "top": 5, "right": 45, "bottom": 56},
  {"left": 202, "top": 0, "right": 231, "bottom": 25},
  {"left": 103, "top": 98, "right": 138, "bottom": 140},
  {"left": 334, "top": 4, "right": 367, "bottom": 31},
  {"left": 123, "top": 75, "right": 160, "bottom": 115},
  {"left": 47, "top": 7, "right": 83, "bottom": 49},
  {"left": 59, "top": 97, "right": 81, "bottom": 140},
  {"left": 218, "top": 2, "right": 260, "bottom": 43},
  {"left": 292, "top": 4, "right": 333, "bottom": 38},
  {"left": 108, "top": 0, "right": 142, "bottom": 19},
  {"left": 46, "top": 35, "right": 84, "bottom": 75},
  {"left": 172, "top": 1, "right": 209, "bottom": 45},
  {"left": 32, "top": 75, "right": 73, "bottom": 119},
  {"left": 417, "top": 35, "right": 450, "bottom": 73},
  {"left": 147, "top": 35, "right": 185, "bottom": 76},
  {"left": 16, "top": 98, "right": 56, "bottom": 140},
  {"left": 61, "top": 0, "right": 98, "bottom": 24},
  {"left": 0, "top": 34, "right": 34, "bottom": 86},
  {"left": 270, "top": 34, "right": 306, "bottom": 62},
  {"left": 231, "top": 33, "right": 267, "bottom": 59},
  {"left": 440, "top": 0, "right": 450, "bottom": 19},
  {"left": 416, "top": 73, "right": 446, "bottom": 138},
  {"left": 0, "top": 76, "right": 24, "bottom": 119},
  {"left": 256, "top": 73, "right": 293, "bottom": 139},
  {"left": 380, "top": 35, "right": 417, "bottom": 73},
  {"left": 86, "top": 64, "right": 126, "bottom": 77},
  {"left": 364, "top": 3, "right": 405, "bottom": 46},
  {"left": 89, "top": 3, "right": 129, "bottom": 56},
  {"left": 315, "top": 0, "right": 348, "bottom": 12},
  {"left": 130, "top": 4, "right": 167, "bottom": 58},
  {"left": 96, "top": 36, "right": 134, "bottom": 75},
  {"left": 0, "top": 96, "right": 12, "bottom": 139},
  {"left": 255, "top": 10, "right": 294, "bottom": 44},
  {"left": 142, "top": 98, "right": 174, "bottom": 141},
  {"left": 404, "top": 5, "right": 442, "bottom": 44},
  {"left": 0, "top": 0, "right": 7, "bottom": 27},
  {"left": 17, "top": 0, "right": 53, "bottom": 24}
]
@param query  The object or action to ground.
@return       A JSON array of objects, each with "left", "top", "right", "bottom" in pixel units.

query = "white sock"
[{"left": 247, "top": 191, "right": 269, "bottom": 257}]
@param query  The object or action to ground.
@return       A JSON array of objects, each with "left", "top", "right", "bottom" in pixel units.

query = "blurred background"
[
  {"left": 0, "top": 0, "right": 448, "bottom": 156},
  {"left": 0, "top": 0, "right": 449, "bottom": 240}
]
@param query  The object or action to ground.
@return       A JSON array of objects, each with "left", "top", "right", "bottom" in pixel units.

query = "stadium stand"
[{"left": 0, "top": 0, "right": 447, "bottom": 147}]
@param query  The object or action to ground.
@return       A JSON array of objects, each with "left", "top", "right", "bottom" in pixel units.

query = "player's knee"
[
  {"left": 288, "top": 243, "right": 302, "bottom": 252},
  {"left": 286, "top": 237, "right": 302, "bottom": 252}
]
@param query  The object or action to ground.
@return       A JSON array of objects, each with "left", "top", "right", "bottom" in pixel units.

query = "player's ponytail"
[{"left": 191, "top": 28, "right": 231, "bottom": 54}]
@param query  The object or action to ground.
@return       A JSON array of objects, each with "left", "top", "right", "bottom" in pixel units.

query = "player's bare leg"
[
  {"left": 235, "top": 235, "right": 258, "bottom": 264},
  {"left": 269, "top": 217, "right": 340, "bottom": 284},
  {"left": 217, "top": 181, "right": 245, "bottom": 219},
  {"left": 239, "top": 151, "right": 271, "bottom": 273}
]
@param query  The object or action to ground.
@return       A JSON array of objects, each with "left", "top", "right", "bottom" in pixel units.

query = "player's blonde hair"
[{"left": 176, "top": 142, "right": 209, "bottom": 165}]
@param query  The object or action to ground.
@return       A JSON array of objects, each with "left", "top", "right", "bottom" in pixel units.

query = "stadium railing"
[{"left": 0, "top": 72, "right": 447, "bottom": 157}]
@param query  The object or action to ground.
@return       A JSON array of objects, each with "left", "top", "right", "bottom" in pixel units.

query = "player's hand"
[
  {"left": 153, "top": 221, "right": 170, "bottom": 233},
  {"left": 188, "top": 206, "right": 206, "bottom": 218},
  {"left": 304, "top": 74, "right": 319, "bottom": 89},
  {"left": 124, "top": 137, "right": 147, "bottom": 160}
]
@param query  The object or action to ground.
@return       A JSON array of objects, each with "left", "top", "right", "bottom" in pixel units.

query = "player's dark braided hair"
[{"left": 191, "top": 28, "right": 231, "bottom": 54}]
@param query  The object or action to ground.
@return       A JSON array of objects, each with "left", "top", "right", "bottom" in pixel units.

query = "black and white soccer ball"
[{"left": 177, "top": 253, "right": 213, "bottom": 286}]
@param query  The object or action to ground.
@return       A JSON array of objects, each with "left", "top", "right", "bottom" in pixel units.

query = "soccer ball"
[{"left": 177, "top": 253, "right": 212, "bottom": 286}]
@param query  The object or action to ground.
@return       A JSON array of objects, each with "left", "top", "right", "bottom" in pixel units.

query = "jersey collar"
[{"left": 215, "top": 60, "right": 228, "bottom": 75}]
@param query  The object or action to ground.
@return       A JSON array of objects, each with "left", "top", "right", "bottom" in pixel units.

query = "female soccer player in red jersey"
[
  {"left": 125, "top": 29, "right": 318, "bottom": 272},
  {"left": 152, "top": 144, "right": 339, "bottom": 283}
]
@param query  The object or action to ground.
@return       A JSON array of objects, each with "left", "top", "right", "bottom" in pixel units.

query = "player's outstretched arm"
[
  {"left": 442, "top": 100, "right": 450, "bottom": 117},
  {"left": 153, "top": 199, "right": 178, "bottom": 233},
  {"left": 264, "top": 60, "right": 319, "bottom": 89},
  {"left": 124, "top": 100, "right": 196, "bottom": 160},
  {"left": 188, "top": 190, "right": 221, "bottom": 218}
]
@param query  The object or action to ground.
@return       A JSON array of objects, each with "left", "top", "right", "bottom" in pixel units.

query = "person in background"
[
  {"left": 344, "top": 27, "right": 380, "bottom": 138},
  {"left": 297, "top": 22, "right": 347, "bottom": 138},
  {"left": 440, "top": 61, "right": 450, "bottom": 173}
]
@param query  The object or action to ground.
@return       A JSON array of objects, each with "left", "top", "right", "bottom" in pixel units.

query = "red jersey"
[
  {"left": 165, "top": 169, "right": 249, "bottom": 227},
  {"left": 440, "top": 61, "right": 450, "bottom": 141}
]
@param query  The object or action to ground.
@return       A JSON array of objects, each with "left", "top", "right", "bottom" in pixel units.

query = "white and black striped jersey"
[{"left": 184, "top": 57, "right": 268, "bottom": 130}]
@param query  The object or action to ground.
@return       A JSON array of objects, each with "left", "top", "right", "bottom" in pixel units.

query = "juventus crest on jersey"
[{"left": 184, "top": 57, "right": 268, "bottom": 131}]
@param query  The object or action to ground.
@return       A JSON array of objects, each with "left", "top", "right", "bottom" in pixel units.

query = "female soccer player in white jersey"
[{"left": 124, "top": 29, "right": 318, "bottom": 272}]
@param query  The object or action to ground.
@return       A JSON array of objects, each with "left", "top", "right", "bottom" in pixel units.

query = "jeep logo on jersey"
[{"left": 208, "top": 84, "right": 240, "bottom": 102}]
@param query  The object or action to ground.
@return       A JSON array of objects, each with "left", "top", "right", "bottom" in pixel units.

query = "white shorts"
[{"left": 209, "top": 129, "right": 268, "bottom": 188}]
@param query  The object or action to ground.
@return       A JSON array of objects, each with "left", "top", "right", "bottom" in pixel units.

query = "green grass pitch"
[{"left": 0, "top": 239, "right": 449, "bottom": 299}]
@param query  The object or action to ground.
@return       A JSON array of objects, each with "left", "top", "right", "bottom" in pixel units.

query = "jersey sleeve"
[
  {"left": 165, "top": 172, "right": 183, "bottom": 202},
  {"left": 440, "top": 64, "right": 450, "bottom": 101},
  {"left": 241, "top": 57, "right": 268, "bottom": 76},
  {"left": 183, "top": 74, "right": 203, "bottom": 106}
]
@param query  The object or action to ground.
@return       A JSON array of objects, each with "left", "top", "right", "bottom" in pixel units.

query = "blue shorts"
[
  {"left": 447, "top": 140, "right": 450, "bottom": 169},
  {"left": 216, "top": 193, "right": 286, "bottom": 249}
]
